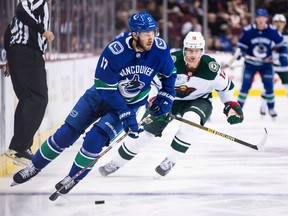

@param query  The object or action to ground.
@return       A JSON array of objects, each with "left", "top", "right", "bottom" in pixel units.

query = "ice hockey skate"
[
  {"left": 11, "top": 163, "right": 41, "bottom": 186},
  {"left": 260, "top": 105, "right": 266, "bottom": 116},
  {"left": 268, "top": 109, "right": 277, "bottom": 118},
  {"left": 5, "top": 149, "right": 33, "bottom": 166},
  {"left": 155, "top": 157, "right": 175, "bottom": 177},
  {"left": 55, "top": 175, "right": 79, "bottom": 195},
  {"left": 98, "top": 161, "right": 119, "bottom": 177}
]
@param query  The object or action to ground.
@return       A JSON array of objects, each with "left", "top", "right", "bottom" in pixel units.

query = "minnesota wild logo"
[
  {"left": 175, "top": 85, "right": 196, "bottom": 98},
  {"left": 144, "top": 117, "right": 153, "bottom": 124},
  {"left": 208, "top": 61, "right": 220, "bottom": 72}
]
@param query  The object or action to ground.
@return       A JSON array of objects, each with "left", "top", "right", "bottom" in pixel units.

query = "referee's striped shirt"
[{"left": 8, "top": 0, "right": 50, "bottom": 54}]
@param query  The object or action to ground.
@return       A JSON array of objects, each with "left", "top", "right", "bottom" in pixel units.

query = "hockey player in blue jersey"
[
  {"left": 11, "top": 12, "right": 177, "bottom": 195},
  {"left": 98, "top": 31, "right": 244, "bottom": 178},
  {"left": 237, "top": 8, "right": 288, "bottom": 117}
]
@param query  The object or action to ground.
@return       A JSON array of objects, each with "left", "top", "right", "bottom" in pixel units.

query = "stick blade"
[
  {"left": 49, "top": 192, "right": 60, "bottom": 201},
  {"left": 256, "top": 127, "right": 268, "bottom": 150}
]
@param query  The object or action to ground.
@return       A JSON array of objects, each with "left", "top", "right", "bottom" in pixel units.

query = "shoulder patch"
[
  {"left": 269, "top": 24, "right": 277, "bottom": 30},
  {"left": 108, "top": 41, "right": 124, "bottom": 55},
  {"left": 171, "top": 55, "right": 177, "bottom": 63},
  {"left": 155, "top": 38, "right": 167, "bottom": 50},
  {"left": 208, "top": 61, "right": 220, "bottom": 72},
  {"left": 243, "top": 25, "right": 252, "bottom": 31}
]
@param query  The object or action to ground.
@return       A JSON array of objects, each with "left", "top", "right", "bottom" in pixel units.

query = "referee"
[{"left": 4, "top": 0, "right": 54, "bottom": 165}]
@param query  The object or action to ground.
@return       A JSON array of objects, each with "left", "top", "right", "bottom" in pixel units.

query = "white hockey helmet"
[
  {"left": 183, "top": 31, "right": 205, "bottom": 63},
  {"left": 272, "top": 14, "right": 286, "bottom": 23},
  {"left": 183, "top": 31, "right": 205, "bottom": 50}
]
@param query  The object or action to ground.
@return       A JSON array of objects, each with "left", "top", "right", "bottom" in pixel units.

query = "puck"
[{"left": 95, "top": 200, "right": 105, "bottom": 204}]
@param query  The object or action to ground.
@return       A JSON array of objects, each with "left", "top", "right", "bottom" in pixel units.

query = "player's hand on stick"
[
  {"left": 150, "top": 91, "right": 174, "bottom": 116},
  {"left": 223, "top": 101, "right": 244, "bottom": 125},
  {"left": 119, "top": 109, "right": 144, "bottom": 138}
]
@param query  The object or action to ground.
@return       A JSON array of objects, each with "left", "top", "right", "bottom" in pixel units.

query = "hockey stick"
[
  {"left": 168, "top": 113, "right": 268, "bottom": 150},
  {"left": 244, "top": 55, "right": 273, "bottom": 63},
  {"left": 49, "top": 114, "right": 151, "bottom": 201},
  {"left": 222, "top": 48, "right": 273, "bottom": 69},
  {"left": 223, "top": 48, "right": 242, "bottom": 69}
]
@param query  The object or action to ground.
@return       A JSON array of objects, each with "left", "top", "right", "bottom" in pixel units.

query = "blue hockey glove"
[
  {"left": 150, "top": 91, "right": 174, "bottom": 117},
  {"left": 119, "top": 109, "right": 144, "bottom": 138},
  {"left": 223, "top": 102, "right": 244, "bottom": 125}
]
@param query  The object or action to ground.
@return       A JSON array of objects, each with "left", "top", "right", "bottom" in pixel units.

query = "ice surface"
[{"left": 1, "top": 96, "right": 287, "bottom": 216}]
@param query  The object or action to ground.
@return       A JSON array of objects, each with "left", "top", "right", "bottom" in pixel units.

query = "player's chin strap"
[
  {"left": 48, "top": 113, "right": 153, "bottom": 201},
  {"left": 168, "top": 113, "right": 268, "bottom": 150}
]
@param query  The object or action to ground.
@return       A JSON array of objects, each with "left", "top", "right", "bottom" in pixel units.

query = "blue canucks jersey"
[
  {"left": 94, "top": 34, "right": 176, "bottom": 113},
  {"left": 238, "top": 24, "right": 288, "bottom": 66}
]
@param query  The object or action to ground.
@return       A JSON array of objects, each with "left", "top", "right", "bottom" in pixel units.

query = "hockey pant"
[
  {"left": 112, "top": 98, "right": 212, "bottom": 167},
  {"left": 32, "top": 87, "right": 127, "bottom": 181},
  {"left": 238, "top": 63, "right": 274, "bottom": 108}
]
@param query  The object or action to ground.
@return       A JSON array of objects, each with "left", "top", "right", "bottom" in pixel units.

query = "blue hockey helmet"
[
  {"left": 256, "top": 8, "right": 268, "bottom": 17},
  {"left": 128, "top": 12, "right": 159, "bottom": 36}
]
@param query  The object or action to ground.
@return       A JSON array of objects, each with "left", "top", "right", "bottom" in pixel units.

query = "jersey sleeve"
[
  {"left": 16, "top": 0, "right": 46, "bottom": 34},
  {"left": 94, "top": 46, "right": 129, "bottom": 114},
  {"left": 237, "top": 25, "right": 251, "bottom": 54},
  {"left": 158, "top": 66, "right": 177, "bottom": 96},
  {"left": 214, "top": 69, "right": 235, "bottom": 104},
  {"left": 156, "top": 40, "right": 177, "bottom": 96},
  {"left": 273, "top": 30, "right": 288, "bottom": 67}
]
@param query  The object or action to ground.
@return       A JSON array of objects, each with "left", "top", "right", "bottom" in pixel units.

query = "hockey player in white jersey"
[
  {"left": 260, "top": 14, "right": 288, "bottom": 115},
  {"left": 11, "top": 12, "right": 176, "bottom": 194},
  {"left": 98, "top": 31, "right": 244, "bottom": 177}
]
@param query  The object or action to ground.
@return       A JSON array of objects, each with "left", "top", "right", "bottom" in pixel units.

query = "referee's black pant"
[{"left": 7, "top": 45, "right": 48, "bottom": 152}]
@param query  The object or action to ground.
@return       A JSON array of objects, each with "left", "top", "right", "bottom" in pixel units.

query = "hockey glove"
[
  {"left": 119, "top": 109, "right": 144, "bottom": 139},
  {"left": 150, "top": 91, "right": 174, "bottom": 117},
  {"left": 223, "top": 102, "right": 244, "bottom": 125}
]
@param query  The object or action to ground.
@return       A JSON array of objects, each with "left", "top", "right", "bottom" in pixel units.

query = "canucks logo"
[
  {"left": 118, "top": 74, "right": 145, "bottom": 98},
  {"left": 253, "top": 44, "right": 267, "bottom": 58},
  {"left": 69, "top": 110, "right": 78, "bottom": 118}
]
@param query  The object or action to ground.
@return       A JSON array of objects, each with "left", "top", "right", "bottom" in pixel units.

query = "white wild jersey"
[{"left": 152, "top": 50, "right": 235, "bottom": 104}]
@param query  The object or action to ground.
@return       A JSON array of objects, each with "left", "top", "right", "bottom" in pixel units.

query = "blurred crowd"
[
  {"left": 115, "top": 0, "right": 288, "bottom": 52},
  {"left": 1, "top": 0, "right": 288, "bottom": 54}
]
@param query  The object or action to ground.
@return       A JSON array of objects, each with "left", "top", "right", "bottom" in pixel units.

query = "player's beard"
[{"left": 135, "top": 38, "right": 152, "bottom": 51}]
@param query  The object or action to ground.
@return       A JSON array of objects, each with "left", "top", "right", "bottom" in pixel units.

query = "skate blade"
[
  {"left": 13, "top": 160, "right": 26, "bottom": 166},
  {"left": 153, "top": 173, "right": 163, "bottom": 180},
  {"left": 49, "top": 192, "right": 62, "bottom": 201},
  {"left": 10, "top": 181, "right": 19, "bottom": 187},
  {"left": 4, "top": 151, "right": 30, "bottom": 166}
]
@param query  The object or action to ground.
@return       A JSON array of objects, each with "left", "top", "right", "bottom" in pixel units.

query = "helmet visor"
[{"left": 137, "top": 29, "right": 159, "bottom": 38}]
